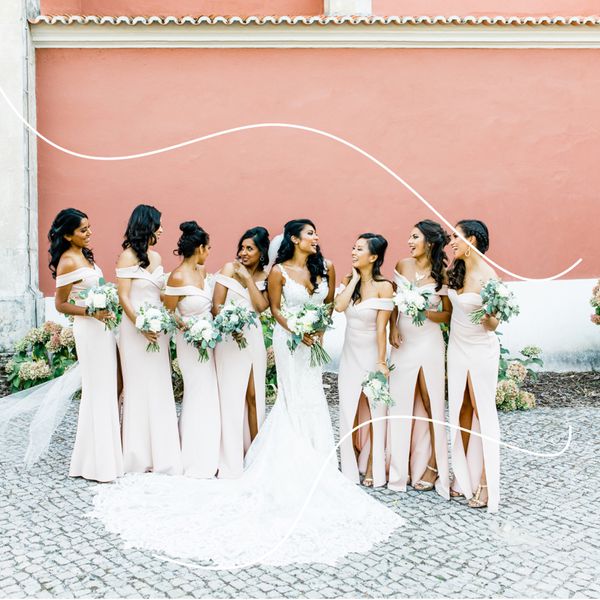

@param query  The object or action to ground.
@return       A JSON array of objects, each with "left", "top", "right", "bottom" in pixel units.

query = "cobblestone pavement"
[{"left": 1, "top": 401, "right": 599, "bottom": 598}]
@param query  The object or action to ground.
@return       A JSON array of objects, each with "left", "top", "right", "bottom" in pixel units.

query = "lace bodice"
[{"left": 278, "top": 264, "right": 329, "bottom": 309}]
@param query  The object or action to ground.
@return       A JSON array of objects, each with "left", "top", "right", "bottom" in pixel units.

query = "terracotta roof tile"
[{"left": 29, "top": 14, "right": 600, "bottom": 26}]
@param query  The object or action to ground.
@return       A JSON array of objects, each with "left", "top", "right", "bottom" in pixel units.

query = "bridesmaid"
[
  {"left": 50, "top": 208, "right": 123, "bottom": 482},
  {"left": 387, "top": 220, "right": 451, "bottom": 497},
  {"left": 116, "top": 204, "right": 182, "bottom": 475},
  {"left": 447, "top": 219, "right": 500, "bottom": 511},
  {"left": 164, "top": 222, "right": 220, "bottom": 478},
  {"left": 336, "top": 234, "right": 394, "bottom": 488},
  {"left": 212, "top": 227, "right": 270, "bottom": 479}
]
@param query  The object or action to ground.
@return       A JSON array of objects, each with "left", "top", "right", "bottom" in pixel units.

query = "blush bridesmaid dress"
[
  {"left": 165, "top": 282, "right": 221, "bottom": 478},
  {"left": 56, "top": 264, "right": 123, "bottom": 482},
  {"left": 338, "top": 296, "right": 394, "bottom": 488},
  {"left": 213, "top": 274, "right": 267, "bottom": 479},
  {"left": 116, "top": 265, "right": 182, "bottom": 475},
  {"left": 447, "top": 287, "right": 501, "bottom": 512},
  {"left": 387, "top": 272, "right": 450, "bottom": 498}
]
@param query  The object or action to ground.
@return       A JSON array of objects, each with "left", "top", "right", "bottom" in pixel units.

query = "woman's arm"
[
  {"left": 164, "top": 270, "right": 186, "bottom": 328},
  {"left": 267, "top": 266, "right": 288, "bottom": 331},
  {"left": 375, "top": 281, "right": 394, "bottom": 374},
  {"left": 324, "top": 261, "right": 336, "bottom": 307},
  {"left": 333, "top": 271, "right": 359, "bottom": 313},
  {"left": 426, "top": 295, "right": 452, "bottom": 324},
  {"left": 232, "top": 261, "right": 270, "bottom": 313}
]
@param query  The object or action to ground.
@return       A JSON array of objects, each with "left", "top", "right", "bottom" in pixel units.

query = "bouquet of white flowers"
[
  {"left": 361, "top": 364, "right": 396, "bottom": 409},
  {"left": 393, "top": 282, "right": 432, "bottom": 327},
  {"left": 283, "top": 302, "right": 333, "bottom": 367},
  {"left": 182, "top": 315, "right": 222, "bottom": 362},
  {"left": 78, "top": 279, "right": 122, "bottom": 330},
  {"left": 470, "top": 279, "right": 520, "bottom": 324},
  {"left": 213, "top": 303, "right": 258, "bottom": 350},
  {"left": 135, "top": 303, "right": 175, "bottom": 352}
]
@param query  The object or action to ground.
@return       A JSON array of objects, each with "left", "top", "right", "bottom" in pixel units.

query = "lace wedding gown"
[{"left": 91, "top": 269, "right": 403, "bottom": 567}]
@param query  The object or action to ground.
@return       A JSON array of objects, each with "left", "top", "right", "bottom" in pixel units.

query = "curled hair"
[
  {"left": 415, "top": 219, "right": 450, "bottom": 292},
  {"left": 448, "top": 219, "right": 490, "bottom": 290},
  {"left": 275, "top": 219, "right": 327, "bottom": 291},
  {"left": 175, "top": 221, "right": 209, "bottom": 258},
  {"left": 48, "top": 208, "right": 94, "bottom": 279},
  {"left": 122, "top": 204, "right": 161, "bottom": 269},
  {"left": 237, "top": 226, "right": 270, "bottom": 271},
  {"left": 352, "top": 233, "right": 389, "bottom": 304}
]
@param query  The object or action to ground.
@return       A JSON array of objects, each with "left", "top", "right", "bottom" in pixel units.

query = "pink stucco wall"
[
  {"left": 35, "top": 48, "right": 600, "bottom": 295},
  {"left": 39, "top": 1, "right": 324, "bottom": 16},
  {"left": 40, "top": 0, "right": 600, "bottom": 17},
  {"left": 373, "top": 1, "right": 600, "bottom": 17}
]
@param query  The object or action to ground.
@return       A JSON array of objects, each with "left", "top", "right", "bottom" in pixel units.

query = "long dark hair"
[
  {"left": 448, "top": 219, "right": 490, "bottom": 290},
  {"left": 48, "top": 208, "right": 94, "bottom": 279},
  {"left": 122, "top": 204, "right": 162, "bottom": 269},
  {"left": 352, "top": 233, "right": 389, "bottom": 304},
  {"left": 237, "top": 226, "right": 270, "bottom": 271},
  {"left": 175, "top": 221, "right": 209, "bottom": 258},
  {"left": 415, "top": 219, "right": 450, "bottom": 292},
  {"left": 275, "top": 219, "right": 327, "bottom": 291}
]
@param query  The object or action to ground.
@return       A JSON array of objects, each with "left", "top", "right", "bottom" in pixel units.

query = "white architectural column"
[
  {"left": 324, "top": 0, "right": 372, "bottom": 16},
  {"left": 0, "top": 0, "right": 42, "bottom": 350}
]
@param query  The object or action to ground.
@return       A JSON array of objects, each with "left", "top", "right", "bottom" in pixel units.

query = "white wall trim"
[{"left": 29, "top": 19, "right": 600, "bottom": 49}]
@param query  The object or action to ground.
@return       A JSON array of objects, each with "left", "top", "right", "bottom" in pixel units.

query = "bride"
[{"left": 91, "top": 219, "right": 404, "bottom": 567}]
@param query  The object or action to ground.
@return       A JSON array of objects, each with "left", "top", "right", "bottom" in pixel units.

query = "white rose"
[
  {"left": 135, "top": 315, "right": 145, "bottom": 329},
  {"left": 84, "top": 295, "right": 94, "bottom": 308},
  {"left": 370, "top": 379, "right": 383, "bottom": 391},
  {"left": 149, "top": 318, "right": 162, "bottom": 332},
  {"left": 300, "top": 314, "right": 317, "bottom": 328},
  {"left": 496, "top": 284, "right": 509, "bottom": 297},
  {"left": 414, "top": 297, "right": 426, "bottom": 310},
  {"left": 201, "top": 328, "right": 214, "bottom": 342},
  {"left": 147, "top": 308, "right": 162, "bottom": 320},
  {"left": 93, "top": 293, "right": 107, "bottom": 309},
  {"left": 228, "top": 314, "right": 240, "bottom": 324}
]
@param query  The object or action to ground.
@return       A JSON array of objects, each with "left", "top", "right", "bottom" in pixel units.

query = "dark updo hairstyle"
[
  {"left": 352, "top": 233, "right": 389, "bottom": 304},
  {"left": 448, "top": 219, "right": 490, "bottom": 290},
  {"left": 415, "top": 219, "right": 450, "bottom": 292},
  {"left": 175, "top": 221, "right": 210, "bottom": 258},
  {"left": 122, "top": 204, "right": 162, "bottom": 269},
  {"left": 275, "top": 219, "right": 328, "bottom": 292},
  {"left": 237, "top": 226, "right": 270, "bottom": 271},
  {"left": 48, "top": 208, "right": 94, "bottom": 279}
]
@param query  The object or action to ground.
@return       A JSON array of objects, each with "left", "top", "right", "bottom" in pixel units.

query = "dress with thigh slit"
[
  {"left": 387, "top": 272, "right": 450, "bottom": 498},
  {"left": 166, "top": 283, "right": 221, "bottom": 478},
  {"left": 338, "top": 296, "right": 394, "bottom": 488},
  {"left": 214, "top": 274, "right": 267, "bottom": 479},
  {"left": 447, "top": 287, "right": 500, "bottom": 512}
]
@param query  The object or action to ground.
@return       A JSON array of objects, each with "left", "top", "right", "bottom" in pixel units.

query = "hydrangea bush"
[
  {"left": 495, "top": 342, "right": 543, "bottom": 411},
  {"left": 5, "top": 322, "right": 77, "bottom": 391}
]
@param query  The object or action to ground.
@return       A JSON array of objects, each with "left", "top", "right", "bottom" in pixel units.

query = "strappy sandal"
[
  {"left": 362, "top": 476, "right": 374, "bottom": 488},
  {"left": 449, "top": 490, "right": 464, "bottom": 498},
  {"left": 413, "top": 465, "right": 437, "bottom": 492},
  {"left": 468, "top": 484, "right": 488, "bottom": 508}
]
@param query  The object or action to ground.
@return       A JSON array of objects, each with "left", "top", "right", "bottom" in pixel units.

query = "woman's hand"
[
  {"left": 301, "top": 333, "right": 315, "bottom": 347},
  {"left": 92, "top": 309, "right": 112, "bottom": 323},
  {"left": 376, "top": 362, "right": 390, "bottom": 377},
  {"left": 232, "top": 260, "right": 252, "bottom": 282},
  {"left": 389, "top": 327, "right": 402, "bottom": 349},
  {"left": 142, "top": 330, "right": 159, "bottom": 344},
  {"left": 480, "top": 314, "right": 499, "bottom": 331}
]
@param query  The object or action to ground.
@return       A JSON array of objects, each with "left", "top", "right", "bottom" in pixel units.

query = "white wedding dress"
[{"left": 91, "top": 268, "right": 403, "bottom": 567}]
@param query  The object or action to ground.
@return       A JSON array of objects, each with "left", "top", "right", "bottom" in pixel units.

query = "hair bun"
[{"left": 180, "top": 221, "right": 199, "bottom": 235}]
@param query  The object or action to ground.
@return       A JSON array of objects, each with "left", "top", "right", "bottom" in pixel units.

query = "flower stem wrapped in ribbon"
[
  {"left": 135, "top": 303, "right": 176, "bottom": 352},
  {"left": 213, "top": 302, "right": 258, "bottom": 350},
  {"left": 78, "top": 278, "right": 122, "bottom": 330},
  {"left": 283, "top": 302, "right": 334, "bottom": 368},
  {"left": 361, "top": 363, "right": 396, "bottom": 409},
  {"left": 393, "top": 281, "right": 432, "bottom": 327},
  {"left": 470, "top": 279, "right": 520, "bottom": 324},
  {"left": 182, "top": 315, "right": 222, "bottom": 362}
]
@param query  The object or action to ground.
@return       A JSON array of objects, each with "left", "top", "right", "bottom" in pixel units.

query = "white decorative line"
[{"left": 0, "top": 83, "right": 583, "bottom": 282}]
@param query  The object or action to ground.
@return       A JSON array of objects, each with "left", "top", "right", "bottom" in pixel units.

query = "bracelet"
[{"left": 377, "top": 361, "right": 387, "bottom": 366}]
